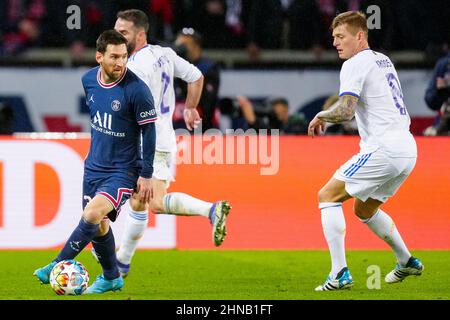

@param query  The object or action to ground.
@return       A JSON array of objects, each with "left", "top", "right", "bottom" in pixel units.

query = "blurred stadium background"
[{"left": 0, "top": 0, "right": 449, "bottom": 299}]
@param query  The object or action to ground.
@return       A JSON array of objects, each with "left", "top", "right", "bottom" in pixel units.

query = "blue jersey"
[{"left": 82, "top": 67, "right": 157, "bottom": 175}]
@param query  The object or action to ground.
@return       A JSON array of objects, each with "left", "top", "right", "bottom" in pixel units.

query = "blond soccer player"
[{"left": 308, "top": 11, "right": 424, "bottom": 291}]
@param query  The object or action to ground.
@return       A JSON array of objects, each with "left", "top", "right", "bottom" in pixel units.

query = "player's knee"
[
  {"left": 318, "top": 183, "right": 350, "bottom": 203},
  {"left": 317, "top": 188, "right": 326, "bottom": 202},
  {"left": 318, "top": 187, "right": 336, "bottom": 203},
  {"left": 83, "top": 207, "right": 104, "bottom": 224}
]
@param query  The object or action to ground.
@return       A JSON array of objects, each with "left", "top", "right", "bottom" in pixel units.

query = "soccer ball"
[{"left": 49, "top": 260, "right": 89, "bottom": 295}]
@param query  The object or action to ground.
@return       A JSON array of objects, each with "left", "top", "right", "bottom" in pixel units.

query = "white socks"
[
  {"left": 319, "top": 202, "right": 347, "bottom": 278},
  {"left": 116, "top": 193, "right": 213, "bottom": 265},
  {"left": 361, "top": 209, "right": 411, "bottom": 266},
  {"left": 319, "top": 201, "right": 412, "bottom": 276},
  {"left": 163, "top": 192, "right": 212, "bottom": 217},
  {"left": 116, "top": 205, "right": 148, "bottom": 265}
]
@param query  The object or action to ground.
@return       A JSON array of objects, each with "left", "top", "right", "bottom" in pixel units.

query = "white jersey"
[
  {"left": 339, "top": 49, "right": 417, "bottom": 157},
  {"left": 127, "top": 44, "right": 202, "bottom": 153}
]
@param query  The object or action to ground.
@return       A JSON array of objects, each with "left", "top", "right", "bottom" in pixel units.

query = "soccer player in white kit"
[
  {"left": 308, "top": 11, "right": 424, "bottom": 291},
  {"left": 98, "top": 9, "right": 231, "bottom": 277}
]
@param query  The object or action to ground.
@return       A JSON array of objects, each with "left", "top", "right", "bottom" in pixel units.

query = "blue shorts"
[{"left": 82, "top": 168, "right": 138, "bottom": 221}]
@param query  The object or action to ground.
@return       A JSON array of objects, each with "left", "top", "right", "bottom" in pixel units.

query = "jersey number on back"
[
  {"left": 160, "top": 72, "right": 170, "bottom": 114},
  {"left": 386, "top": 73, "right": 407, "bottom": 115}
]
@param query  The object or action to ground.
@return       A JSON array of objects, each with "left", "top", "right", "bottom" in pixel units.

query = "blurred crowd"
[
  {"left": 1, "top": 0, "right": 449, "bottom": 136},
  {"left": 1, "top": 0, "right": 449, "bottom": 58},
  {"left": 424, "top": 50, "right": 450, "bottom": 136}
]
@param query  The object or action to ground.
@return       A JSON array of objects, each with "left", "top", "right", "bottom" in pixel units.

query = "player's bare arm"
[
  {"left": 317, "top": 95, "right": 358, "bottom": 123},
  {"left": 308, "top": 95, "right": 358, "bottom": 136},
  {"left": 184, "top": 75, "right": 204, "bottom": 130},
  {"left": 185, "top": 74, "right": 204, "bottom": 109}
]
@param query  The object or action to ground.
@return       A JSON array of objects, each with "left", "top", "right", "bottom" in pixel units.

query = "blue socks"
[
  {"left": 55, "top": 218, "right": 99, "bottom": 262},
  {"left": 54, "top": 218, "right": 119, "bottom": 280},
  {"left": 92, "top": 228, "right": 120, "bottom": 280}
]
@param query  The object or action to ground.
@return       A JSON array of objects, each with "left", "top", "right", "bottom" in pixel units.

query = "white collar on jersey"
[{"left": 97, "top": 67, "right": 128, "bottom": 89}]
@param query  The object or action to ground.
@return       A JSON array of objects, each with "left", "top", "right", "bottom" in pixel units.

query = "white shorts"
[
  {"left": 152, "top": 150, "right": 176, "bottom": 188},
  {"left": 334, "top": 150, "right": 416, "bottom": 203}
]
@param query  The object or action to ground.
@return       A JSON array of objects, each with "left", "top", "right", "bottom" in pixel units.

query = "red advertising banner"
[{"left": 0, "top": 136, "right": 448, "bottom": 249}]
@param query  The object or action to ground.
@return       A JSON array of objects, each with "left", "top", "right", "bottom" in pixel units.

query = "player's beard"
[
  {"left": 101, "top": 63, "right": 123, "bottom": 82},
  {"left": 127, "top": 40, "right": 136, "bottom": 56}
]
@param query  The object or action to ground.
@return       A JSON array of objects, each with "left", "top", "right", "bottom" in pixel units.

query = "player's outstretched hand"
[
  {"left": 183, "top": 108, "right": 202, "bottom": 131},
  {"left": 308, "top": 115, "right": 326, "bottom": 137},
  {"left": 136, "top": 176, "right": 153, "bottom": 203}
]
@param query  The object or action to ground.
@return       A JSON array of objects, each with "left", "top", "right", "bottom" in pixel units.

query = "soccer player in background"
[
  {"left": 308, "top": 11, "right": 424, "bottom": 291},
  {"left": 102, "top": 9, "right": 231, "bottom": 277},
  {"left": 33, "top": 30, "right": 157, "bottom": 294}
]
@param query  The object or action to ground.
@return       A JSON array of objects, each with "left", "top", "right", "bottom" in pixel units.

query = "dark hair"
[
  {"left": 177, "top": 27, "right": 203, "bottom": 47},
  {"left": 269, "top": 97, "right": 289, "bottom": 108},
  {"left": 117, "top": 9, "right": 149, "bottom": 33},
  {"left": 96, "top": 30, "right": 128, "bottom": 53}
]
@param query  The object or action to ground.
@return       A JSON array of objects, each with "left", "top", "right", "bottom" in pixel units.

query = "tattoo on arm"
[{"left": 317, "top": 95, "right": 358, "bottom": 123}]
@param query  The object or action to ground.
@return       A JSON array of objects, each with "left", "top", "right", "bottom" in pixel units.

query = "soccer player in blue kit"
[{"left": 33, "top": 30, "right": 157, "bottom": 294}]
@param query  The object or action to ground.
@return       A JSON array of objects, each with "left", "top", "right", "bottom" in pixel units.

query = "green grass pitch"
[{"left": 1, "top": 250, "right": 448, "bottom": 300}]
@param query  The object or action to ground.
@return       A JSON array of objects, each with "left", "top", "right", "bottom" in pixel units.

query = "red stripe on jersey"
[
  {"left": 138, "top": 117, "right": 158, "bottom": 125},
  {"left": 98, "top": 188, "right": 134, "bottom": 209}
]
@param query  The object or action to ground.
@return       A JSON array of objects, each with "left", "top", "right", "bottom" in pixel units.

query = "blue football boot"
[
  {"left": 315, "top": 267, "right": 354, "bottom": 291},
  {"left": 385, "top": 256, "right": 424, "bottom": 283},
  {"left": 84, "top": 274, "right": 124, "bottom": 294},
  {"left": 33, "top": 261, "right": 57, "bottom": 284}
]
